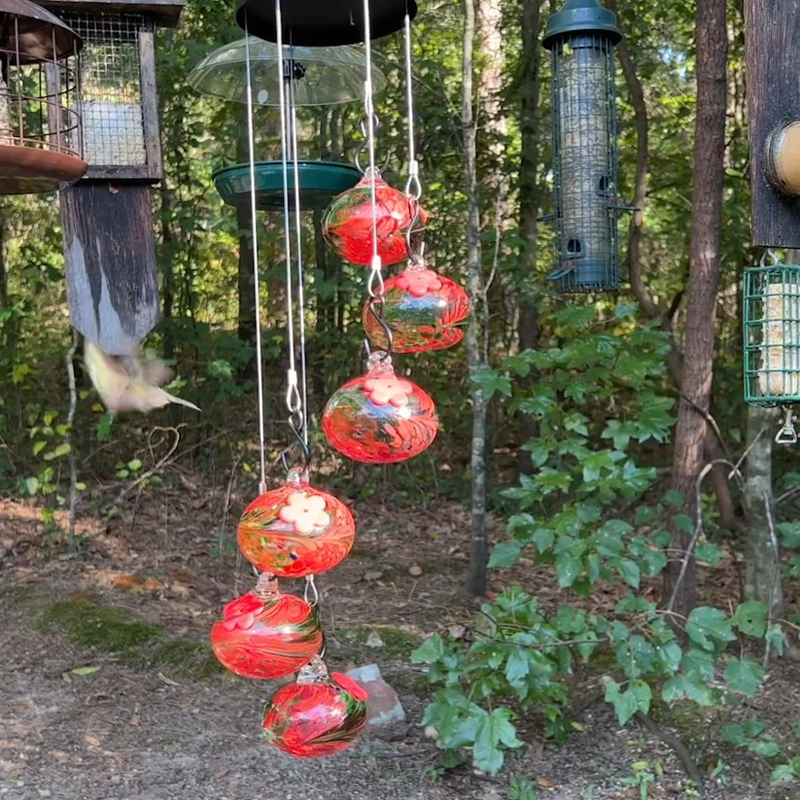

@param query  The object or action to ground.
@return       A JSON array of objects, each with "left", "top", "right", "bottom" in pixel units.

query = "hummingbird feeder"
[
  {"left": 200, "top": 0, "right": 424, "bottom": 759},
  {"left": 543, "top": 0, "right": 624, "bottom": 293}
]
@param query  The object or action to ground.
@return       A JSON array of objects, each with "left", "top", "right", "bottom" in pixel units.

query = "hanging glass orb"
[
  {"left": 210, "top": 579, "right": 322, "bottom": 680},
  {"left": 362, "top": 261, "right": 471, "bottom": 353},
  {"left": 262, "top": 657, "right": 368, "bottom": 758},
  {"left": 238, "top": 468, "right": 355, "bottom": 578},
  {"left": 322, "top": 169, "right": 428, "bottom": 266},
  {"left": 322, "top": 353, "right": 438, "bottom": 463}
]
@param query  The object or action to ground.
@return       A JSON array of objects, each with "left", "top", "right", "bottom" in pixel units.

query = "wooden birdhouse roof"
[{"left": 38, "top": 0, "right": 183, "bottom": 28}]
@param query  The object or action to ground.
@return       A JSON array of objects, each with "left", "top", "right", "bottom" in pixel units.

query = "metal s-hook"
[
  {"left": 760, "top": 248, "right": 780, "bottom": 268},
  {"left": 776, "top": 407, "right": 798, "bottom": 445}
]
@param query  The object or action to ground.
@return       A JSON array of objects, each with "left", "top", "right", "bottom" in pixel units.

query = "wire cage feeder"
[
  {"left": 543, "top": 0, "right": 623, "bottom": 293},
  {"left": 743, "top": 262, "right": 800, "bottom": 408},
  {"left": 0, "top": 0, "right": 86, "bottom": 193}
]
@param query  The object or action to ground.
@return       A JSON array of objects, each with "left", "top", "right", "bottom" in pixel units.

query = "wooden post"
[
  {"left": 745, "top": 0, "right": 800, "bottom": 247},
  {"left": 61, "top": 183, "right": 159, "bottom": 355}
]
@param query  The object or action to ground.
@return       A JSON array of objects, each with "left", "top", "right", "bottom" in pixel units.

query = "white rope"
[
  {"left": 274, "top": 2, "right": 302, "bottom": 428},
  {"left": 403, "top": 11, "right": 421, "bottom": 200},
  {"left": 362, "top": 0, "right": 385, "bottom": 307},
  {"left": 288, "top": 46, "right": 309, "bottom": 448},
  {"left": 243, "top": 20, "right": 267, "bottom": 495}
]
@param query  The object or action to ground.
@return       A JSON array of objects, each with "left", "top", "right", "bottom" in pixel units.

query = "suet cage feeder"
[
  {"left": 0, "top": 0, "right": 86, "bottom": 194},
  {"left": 743, "top": 262, "right": 800, "bottom": 407},
  {"left": 543, "top": 0, "right": 622, "bottom": 293}
]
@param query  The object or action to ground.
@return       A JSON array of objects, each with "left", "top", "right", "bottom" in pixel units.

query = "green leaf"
[
  {"left": 605, "top": 679, "right": 652, "bottom": 725},
  {"left": 470, "top": 366, "right": 512, "bottom": 400},
  {"left": 686, "top": 607, "right": 736, "bottom": 651},
  {"left": 21, "top": 476, "right": 39, "bottom": 495},
  {"left": 128, "top": 458, "right": 143, "bottom": 471},
  {"left": 750, "top": 740, "right": 780, "bottom": 758},
  {"left": 663, "top": 490, "right": 685, "bottom": 507},
  {"left": 696, "top": 543, "right": 725, "bottom": 566},
  {"left": 71, "top": 666, "right": 100, "bottom": 676},
  {"left": 412, "top": 634, "right": 445, "bottom": 664},
  {"left": 733, "top": 601, "right": 767, "bottom": 638},
  {"left": 770, "top": 764, "right": 797, "bottom": 784},
  {"left": 505, "top": 649, "right": 531, "bottom": 685},
  {"left": 472, "top": 708, "right": 522, "bottom": 775},
  {"left": 724, "top": 657, "right": 764, "bottom": 698},
  {"left": 43, "top": 443, "right": 71, "bottom": 461},
  {"left": 617, "top": 559, "right": 641, "bottom": 589},
  {"left": 488, "top": 541, "right": 522, "bottom": 569},
  {"left": 555, "top": 551, "right": 582, "bottom": 588},
  {"left": 32, "top": 440, "right": 46, "bottom": 456},
  {"left": 671, "top": 513, "right": 694, "bottom": 535},
  {"left": 97, "top": 412, "right": 115, "bottom": 442}
]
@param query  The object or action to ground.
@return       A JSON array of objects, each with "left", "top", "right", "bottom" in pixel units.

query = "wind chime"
[{"left": 197, "top": 0, "right": 468, "bottom": 758}]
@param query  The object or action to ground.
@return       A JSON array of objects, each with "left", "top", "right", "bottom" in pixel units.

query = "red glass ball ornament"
[
  {"left": 322, "top": 353, "right": 438, "bottom": 464},
  {"left": 262, "top": 659, "right": 368, "bottom": 758},
  {"left": 362, "top": 263, "right": 471, "bottom": 353},
  {"left": 238, "top": 469, "right": 355, "bottom": 578},
  {"left": 322, "top": 169, "right": 428, "bottom": 266},
  {"left": 210, "top": 582, "right": 322, "bottom": 680}
]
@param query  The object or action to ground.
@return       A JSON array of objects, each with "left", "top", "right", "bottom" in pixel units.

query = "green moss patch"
[{"left": 36, "top": 595, "right": 221, "bottom": 679}]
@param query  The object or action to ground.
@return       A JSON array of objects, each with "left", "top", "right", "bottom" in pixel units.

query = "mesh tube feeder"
[
  {"left": 743, "top": 257, "right": 800, "bottom": 443},
  {"left": 543, "top": 0, "right": 623, "bottom": 293}
]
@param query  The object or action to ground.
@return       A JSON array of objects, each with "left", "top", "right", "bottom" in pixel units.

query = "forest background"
[{"left": 3, "top": 0, "right": 800, "bottom": 798}]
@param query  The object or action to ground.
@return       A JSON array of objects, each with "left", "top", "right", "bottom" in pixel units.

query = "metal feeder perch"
[
  {"left": 189, "top": 39, "right": 385, "bottom": 211},
  {"left": 543, "top": 0, "right": 623, "bottom": 293},
  {"left": 743, "top": 257, "right": 800, "bottom": 442},
  {"left": 0, "top": 0, "right": 86, "bottom": 194}
]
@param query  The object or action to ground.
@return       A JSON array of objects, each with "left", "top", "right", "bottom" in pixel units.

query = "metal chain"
[{"left": 243, "top": 18, "right": 268, "bottom": 496}]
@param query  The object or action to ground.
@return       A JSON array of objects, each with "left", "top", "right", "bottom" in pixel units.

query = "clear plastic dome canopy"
[{"left": 188, "top": 38, "right": 387, "bottom": 106}]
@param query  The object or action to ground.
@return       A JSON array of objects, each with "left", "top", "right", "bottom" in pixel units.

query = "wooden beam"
[
  {"left": 745, "top": 0, "right": 800, "bottom": 247},
  {"left": 39, "top": 0, "right": 184, "bottom": 28},
  {"left": 61, "top": 183, "right": 160, "bottom": 355}
]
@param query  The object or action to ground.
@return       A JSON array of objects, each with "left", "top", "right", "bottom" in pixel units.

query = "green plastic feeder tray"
[{"left": 212, "top": 161, "right": 361, "bottom": 212}]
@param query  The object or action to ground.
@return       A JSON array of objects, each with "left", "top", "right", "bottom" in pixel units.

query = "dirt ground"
[{"left": 1, "top": 484, "right": 800, "bottom": 800}]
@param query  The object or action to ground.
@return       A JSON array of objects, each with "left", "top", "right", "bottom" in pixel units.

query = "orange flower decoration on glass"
[
  {"left": 322, "top": 169, "right": 428, "bottom": 266},
  {"left": 210, "top": 585, "right": 323, "bottom": 680},
  {"left": 362, "top": 262, "right": 471, "bottom": 353},
  {"left": 237, "top": 468, "right": 355, "bottom": 578},
  {"left": 323, "top": 353, "right": 438, "bottom": 464},
  {"left": 262, "top": 657, "right": 368, "bottom": 758}
]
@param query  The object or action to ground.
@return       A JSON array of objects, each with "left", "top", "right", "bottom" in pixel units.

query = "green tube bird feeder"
[{"left": 543, "top": 0, "right": 624, "bottom": 293}]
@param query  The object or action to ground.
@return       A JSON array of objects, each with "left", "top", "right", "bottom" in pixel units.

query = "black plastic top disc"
[{"left": 236, "top": 0, "right": 417, "bottom": 47}]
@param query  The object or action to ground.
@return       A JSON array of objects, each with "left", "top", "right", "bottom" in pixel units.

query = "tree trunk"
[
  {"left": 517, "top": 0, "right": 543, "bottom": 475},
  {"left": 666, "top": 0, "right": 728, "bottom": 617},
  {"left": 743, "top": 404, "right": 782, "bottom": 617},
  {"left": 463, "top": 0, "right": 488, "bottom": 597}
]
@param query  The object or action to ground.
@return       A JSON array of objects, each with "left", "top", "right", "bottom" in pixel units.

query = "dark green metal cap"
[{"left": 543, "top": 0, "right": 622, "bottom": 49}]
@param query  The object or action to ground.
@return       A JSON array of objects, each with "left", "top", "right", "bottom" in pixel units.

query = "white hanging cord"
[
  {"left": 362, "top": 0, "right": 386, "bottom": 347},
  {"left": 274, "top": 1, "right": 303, "bottom": 455},
  {"left": 403, "top": 11, "right": 421, "bottom": 201},
  {"left": 287, "top": 45, "right": 309, "bottom": 451},
  {"left": 243, "top": 20, "right": 268, "bottom": 495}
]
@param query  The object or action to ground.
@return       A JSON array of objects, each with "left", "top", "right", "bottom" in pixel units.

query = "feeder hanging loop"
[{"left": 776, "top": 407, "right": 798, "bottom": 445}]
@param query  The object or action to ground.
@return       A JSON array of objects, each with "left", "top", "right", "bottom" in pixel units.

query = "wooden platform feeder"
[{"left": 39, "top": 0, "right": 184, "bottom": 356}]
